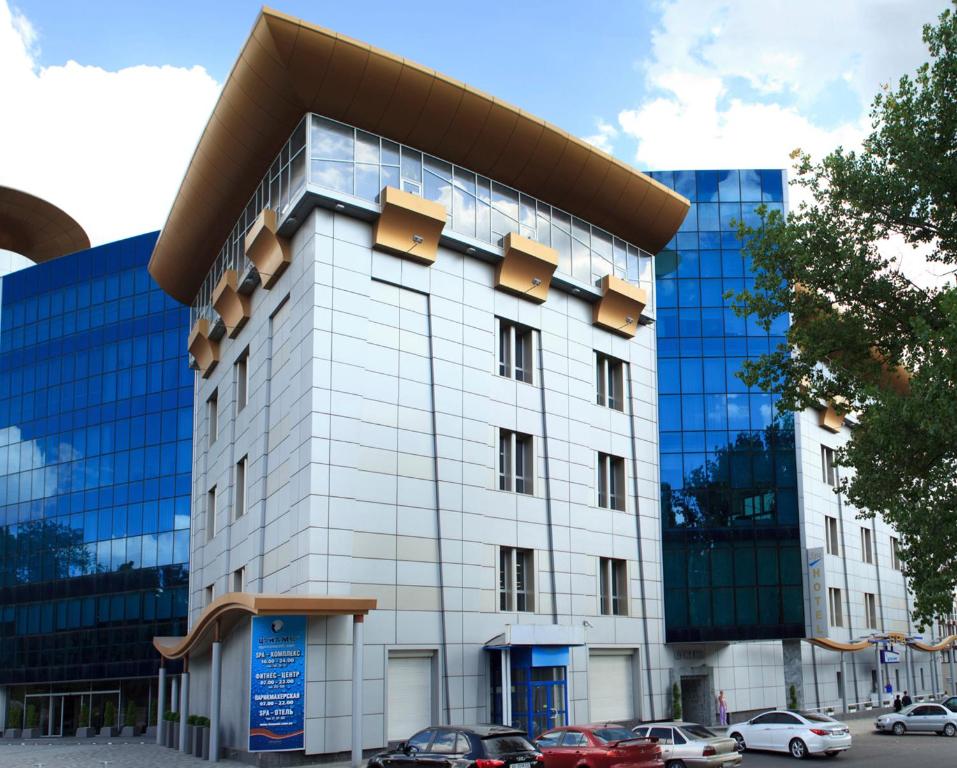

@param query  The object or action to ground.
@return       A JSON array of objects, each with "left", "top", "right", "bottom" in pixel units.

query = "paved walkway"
[{"left": 0, "top": 738, "right": 249, "bottom": 768}]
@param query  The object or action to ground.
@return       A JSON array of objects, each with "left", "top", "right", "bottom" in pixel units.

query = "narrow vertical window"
[
  {"left": 821, "top": 446, "right": 837, "bottom": 487},
  {"left": 595, "top": 352, "right": 624, "bottom": 411},
  {"left": 498, "top": 429, "right": 533, "bottom": 495},
  {"left": 235, "top": 456, "right": 247, "bottom": 520},
  {"left": 825, "top": 516, "right": 840, "bottom": 556},
  {"left": 498, "top": 546, "right": 534, "bottom": 612},
  {"left": 232, "top": 566, "right": 246, "bottom": 593},
  {"left": 206, "top": 486, "right": 217, "bottom": 541},
  {"left": 496, "top": 318, "right": 533, "bottom": 384},
  {"left": 829, "top": 587, "right": 843, "bottom": 627},
  {"left": 597, "top": 453, "right": 626, "bottom": 510},
  {"left": 208, "top": 389, "right": 218, "bottom": 446},
  {"left": 205, "top": 584, "right": 214, "bottom": 606},
  {"left": 861, "top": 527, "right": 873, "bottom": 564},
  {"left": 599, "top": 557, "right": 628, "bottom": 616},
  {"left": 236, "top": 348, "right": 249, "bottom": 413},
  {"left": 890, "top": 536, "right": 901, "bottom": 571},
  {"left": 865, "top": 592, "right": 878, "bottom": 628}
]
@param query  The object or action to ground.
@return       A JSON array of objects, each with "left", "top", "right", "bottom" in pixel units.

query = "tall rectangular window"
[
  {"left": 891, "top": 536, "right": 901, "bottom": 571},
  {"left": 497, "top": 318, "right": 533, "bottom": 384},
  {"left": 205, "top": 584, "right": 214, "bottom": 606},
  {"left": 208, "top": 389, "right": 218, "bottom": 446},
  {"left": 235, "top": 456, "right": 247, "bottom": 520},
  {"left": 595, "top": 352, "right": 625, "bottom": 411},
  {"left": 498, "top": 429, "right": 533, "bottom": 494},
  {"left": 865, "top": 592, "right": 878, "bottom": 628},
  {"left": 825, "top": 516, "right": 840, "bottom": 556},
  {"left": 599, "top": 557, "right": 628, "bottom": 616},
  {"left": 206, "top": 486, "right": 217, "bottom": 541},
  {"left": 235, "top": 348, "right": 249, "bottom": 413},
  {"left": 821, "top": 446, "right": 837, "bottom": 487},
  {"left": 597, "top": 452, "right": 626, "bottom": 510},
  {"left": 498, "top": 547, "right": 534, "bottom": 612},
  {"left": 861, "top": 526, "right": 873, "bottom": 564},
  {"left": 829, "top": 587, "right": 843, "bottom": 627},
  {"left": 232, "top": 566, "right": 246, "bottom": 593}
]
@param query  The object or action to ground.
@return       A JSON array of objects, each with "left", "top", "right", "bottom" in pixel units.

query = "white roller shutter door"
[
  {"left": 589, "top": 652, "right": 635, "bottom": 721},
  {"left": 388, "top": 654, "right": 433, "bottom": 741}
]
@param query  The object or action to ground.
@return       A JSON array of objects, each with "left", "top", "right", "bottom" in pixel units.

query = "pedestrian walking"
[
  {"left": 893, "top": 694, "right": 902, "bottom": 712},
  {"left": 902, "top": 691, "right": 912, "bottom": 707},
  {"left": 717, "top": 690, "right": 729, "bottom": 726}
]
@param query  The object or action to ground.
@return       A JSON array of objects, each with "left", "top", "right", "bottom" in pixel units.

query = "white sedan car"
[{"left": 728, "top": 710, "right": 851, "bottom": 759}]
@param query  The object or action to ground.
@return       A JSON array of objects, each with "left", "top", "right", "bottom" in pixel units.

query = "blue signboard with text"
[{"left": 249, "top": 615, "right": 306, "bottom": 752}]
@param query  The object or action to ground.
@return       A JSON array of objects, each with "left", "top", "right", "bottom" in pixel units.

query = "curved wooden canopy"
[
  {"left": 808, "top": 634, "right": 957, "bottom": 653},
  {"left": 149, "top": 6, "right": 689, "bottom": 304},
  {"left": 153, "top": 592, "right": 376, "bottom": 659},
  {"left": 808, "top": 637, "right": 871, "bottom": 652},
  {"left": 0, "top": 186, "right": 90, "bottom": 262}
]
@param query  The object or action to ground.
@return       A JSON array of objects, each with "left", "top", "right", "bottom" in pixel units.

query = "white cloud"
[
  {"left": 0, "top": 0, "right": 220, "bottom": 247},
  {"left": 582, "top": 119, "right": 619, "bottom": 154},
  {"left": 621, "top": 0, "right": 946, "bottom": 171}
]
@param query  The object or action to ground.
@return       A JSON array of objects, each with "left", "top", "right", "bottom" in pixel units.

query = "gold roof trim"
[{"left": 148, "top": 7, "right": 689, "bottom": 304}]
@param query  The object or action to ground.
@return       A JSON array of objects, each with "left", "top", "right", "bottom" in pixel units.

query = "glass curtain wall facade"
[
  {"left": 650, "top": 170, "right": 804, "bottom": 642},
  {"left": 0, "top": 233, "right": 191, "bottom": 729}
]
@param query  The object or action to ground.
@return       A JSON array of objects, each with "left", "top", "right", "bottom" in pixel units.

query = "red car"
[{"left": 535, "top": 724, "right": 663, "bottom": 768}]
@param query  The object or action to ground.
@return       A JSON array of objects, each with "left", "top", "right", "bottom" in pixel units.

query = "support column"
[
  {"left": 949, "top": 643, "right": 956, "bottom": 695},
  {"left": 157, "top": 664, "right": 166, "bottom": 746},
  {"left": 0, "top": 686, "right": 7, "bottom": 733},
  {"left": 171, "top": 676, "right": 180, "bottom": 713},
  {"left": 179, "top": 658, "right": 190, "bottom": 753},
  {"left": 501, "top": 649, "right": 512, "bottom": 726},
  {"left": 352, "top": 615, "right": 364, "bottom": 768},
  {"left": 905, "top": 646, "right": 914, "bottom": 696},
  {"left": 875, "top": 643, "right": 882, "bottom": 702},
  {"left": 931, "top": 651, "right": 939, "bottom": 697},
  {"left": 210, "top": 623, "right": 222, "bottom": 763},
  {"left": 840, "top": 653, "right": 848, "bottom": 714}
]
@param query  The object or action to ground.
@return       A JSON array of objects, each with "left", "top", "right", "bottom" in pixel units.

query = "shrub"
[
  {"left": 125, "top": 700, "right": 137, "bottom": 727},
  {"left": 104, "top": 701, "right": 116, "bottom": 727},
  {"left": 195, "top": 716, "right": 210, "bottom": 727},
  {"left": 672, "top": 683, "right": 682, "bottom": 720},
  {"left": 25, "top": 704, "right": 39, "bottom": 729},
  {"left": 788, "top": 684, "right": 798, "bottom": 710},
  {"left": 79, "top": 702, "right": 90, "bottom": 727}
]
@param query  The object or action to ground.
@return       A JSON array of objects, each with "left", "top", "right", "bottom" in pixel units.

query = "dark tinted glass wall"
[
  {"left": 650, "top": 170, "right": 804, "bottom": 642},
  {"left": 0, "top": 232, "right": 191, "bottom": 684}
]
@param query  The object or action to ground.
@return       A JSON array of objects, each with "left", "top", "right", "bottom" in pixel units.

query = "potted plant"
[
  {"left": 3, "top": 702, "right": 21, "bottom": 739},
  {"left": 76, "top": 701, "right": 95, "bottom": 738},
  {"left": 121, "top": 700, "right": 139, "bottom": 737},
  {"left": 788, "top": 684, "right": 799, "bottom": 710},
  {"left": 186, "top": 714, "right": 197, "bottom": 753},
  {"left": 100, "top": 700, "right": 118, "bottom": 737},
  {"left": 145, "top": 699, "right": 158, "bottom": 740},
  {"left": 672, "top": 682, "right": 682, "bottom": 720},
  {"left": 164, "top": 711, "right": 180, "bottom": 748},
  {"left": 22, "top": 704, "right": 40, "bottom": 738},
  {"left": 193, "top": 715, "right": 210, "bottom": 759}
]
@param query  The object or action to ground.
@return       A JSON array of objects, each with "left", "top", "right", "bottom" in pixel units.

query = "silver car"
[
  {"left": 875, "top": 702, "right": 957, "bottom": 736},
  {"left": 633, "top": 722, "right": 742, "bottom": 768}
]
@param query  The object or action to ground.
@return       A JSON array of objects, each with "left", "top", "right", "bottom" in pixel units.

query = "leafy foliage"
[{"left": 733, "top": 4, "right": 957, "bottom": 625}]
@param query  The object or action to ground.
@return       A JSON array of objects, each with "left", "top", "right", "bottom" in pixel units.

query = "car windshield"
[
  {"left": 483, "top": 736, "right": 536, "bottom": 756},
  {"left": 798, "top": 712, "right": 835, "bottom": 723},
  {"left": 679, "top": 724, "right": 717, "bottom": 740},
  {"left": 592, "top": 727, "right": 635, "bottom": 743}
]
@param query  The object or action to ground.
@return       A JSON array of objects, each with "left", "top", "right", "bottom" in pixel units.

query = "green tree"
[{"left": 733, "top": 4, "right": 957, "bottom": 624}]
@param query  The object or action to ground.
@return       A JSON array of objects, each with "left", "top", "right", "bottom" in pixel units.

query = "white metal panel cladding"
[
  {"left": 588, "top": 652, "right": 634, "bottom": 721},
  {"left": 388, "top": 655, "right": 433, "bottom": 741}
]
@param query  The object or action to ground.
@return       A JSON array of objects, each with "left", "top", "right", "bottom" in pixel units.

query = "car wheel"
[
  {"left": 730, "top": 732, "right": 746, "bottom": 752},
  {"left": 789, "top": 738, "right": 809, "bottom": 759},
  {"left": 945, "top": 723, "right": 957, "bottom": 737},
  {"left": 892, "top": 722, "right": 906, "bottom": 736},
  {"left": 666, "top": 761, "right": 686, "bottom": 768}
]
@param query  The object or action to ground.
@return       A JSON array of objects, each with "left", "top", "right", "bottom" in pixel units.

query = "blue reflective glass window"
[
  {"left": 717, "top": 170, "right": 740, "bottom": 201},
  {"left": 673, "top": 170, "right": 696, "bottom": 200},
  {"left": 678, "top": 280, "right": 700, "bottom": 307},
  {"left": 681, "top": 395, "right": 705, "bottom": 431},
  {"left": 760, "top": 169, "right": 784, "bottom": 202},
  {"left": 658, "top": 359, "right": 680, "bottom": 394},
  {"left": 696, "top": 170, "right": 719, "bottom": 202},
  {"left": 680, "top": 359, "right": 703, "bottom": 393}
]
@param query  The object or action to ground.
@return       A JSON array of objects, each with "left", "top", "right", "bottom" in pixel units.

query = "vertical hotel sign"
[
  {"left": 807, "top": 547, "right": 828, "bottom": 638},
  {"left": 249, "top": 615, "right": 306, "bottom": 752}
]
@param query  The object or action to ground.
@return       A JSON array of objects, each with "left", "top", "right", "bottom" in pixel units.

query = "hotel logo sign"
[{"left": 807, "top": 547, "right": 828, "bottom": 638}]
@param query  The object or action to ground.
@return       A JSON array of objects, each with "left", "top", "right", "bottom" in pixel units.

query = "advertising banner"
[
  {"left": 806, "top": 547, "right": 828, "bottom": 638},
  {"left": 249, "top": 615, "right": 306, "bottom": 752},
  {"left": 881, "top": 649, "right": 901, "bottom": 664}
]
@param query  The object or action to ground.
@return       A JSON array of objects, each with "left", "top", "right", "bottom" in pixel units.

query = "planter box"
[
  {"left": 186, "top": 724, "right": 195, "bottom": 752},
  {"left": 75, "top": 726, "right": 96, "bottom": 738},
  {"left": 100, "top": 726, "right": 118, "bottom": 737},
  {"left": 22, "top": 728, "right": 41, "bottom": 739},
  {"left": 194, "top": 726, "right": 209, "bottom": 759},
  {"left": 3, "top": 729, "right": 20, "bottom": 739},
  {"left": 166, "top": 723, "right": 179, "bottom": 749},
  {"left": 120, "top": 725, "right": 140, "bottom": 737},
  {"left": 145, "top": 725, "right": 157, "bottom": 739}
]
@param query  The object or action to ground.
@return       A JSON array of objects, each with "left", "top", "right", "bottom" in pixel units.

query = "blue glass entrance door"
[
  {"left": 530, "top": 668, "right": 567, "bottom": 737},
  {"left": 510, "top": 647, "right": 569, "bottom": 739}
]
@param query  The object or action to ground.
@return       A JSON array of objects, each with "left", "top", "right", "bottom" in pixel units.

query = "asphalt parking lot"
[{"left": 739, "top": 718, "right": 957, "bottom": 766}]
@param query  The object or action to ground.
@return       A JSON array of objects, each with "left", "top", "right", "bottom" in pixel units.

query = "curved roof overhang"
[
  {"left": 153, "top": 592, "right": 376, "bottom": 659},
  {"left": 149, "top": 6, "right": 690, "bottom": 304},
  {"left": 0, "top": 186, "right": 90, "bottom": 262},
  {"left": 807, "top": 634, "right": 957, "bottom": 653}
]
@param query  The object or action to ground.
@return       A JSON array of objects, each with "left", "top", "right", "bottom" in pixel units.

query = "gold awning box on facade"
[
  {"left": 153, "top": 592, "right": 377, "bottom": 659},
  {"left": 148, "top": 7, "right": 689, "bottom": 305}
]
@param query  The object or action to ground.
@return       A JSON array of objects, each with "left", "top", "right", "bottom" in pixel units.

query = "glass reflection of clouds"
[
  {"left": 192, "top": 114, "right": 656, "bottom": 325},
  {"left": 652, "top": 169, "right": 803, "bottom": 643}
]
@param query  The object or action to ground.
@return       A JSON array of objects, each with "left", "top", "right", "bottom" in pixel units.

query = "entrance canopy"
[
  {"left": 807, "top": 633, "right": 957, "bottom": 653},
  {"left": 153, "top": 592, "right": 376, "bottom": 659},
  {"left": 484, "top": 623, "right": 586, "bottom": 651}
]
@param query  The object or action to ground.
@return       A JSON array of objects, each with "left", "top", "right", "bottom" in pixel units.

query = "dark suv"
[{"left": 369, "top": 725, "right": 543, "bottom": 768}]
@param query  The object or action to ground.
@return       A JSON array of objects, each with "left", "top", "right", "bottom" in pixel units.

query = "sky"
[{"left": 0, "top": 0, "right": 949, "bottom": 249}]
